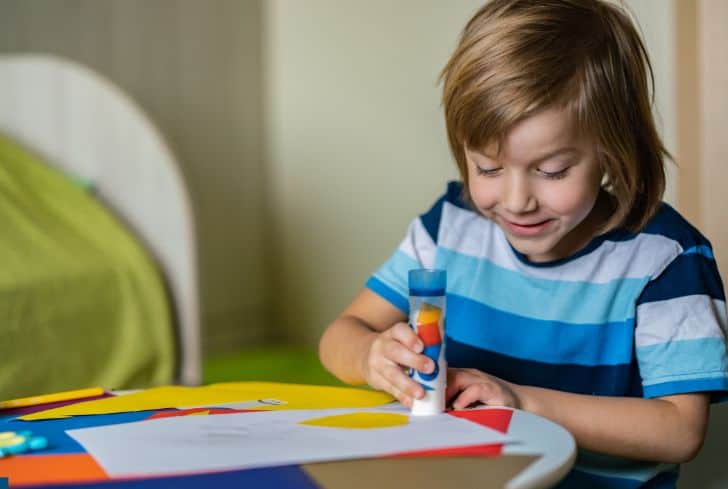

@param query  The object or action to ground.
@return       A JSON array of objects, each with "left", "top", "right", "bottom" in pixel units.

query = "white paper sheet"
[{"left": 67, "top": 406, "right": 515, "bottom": 477}]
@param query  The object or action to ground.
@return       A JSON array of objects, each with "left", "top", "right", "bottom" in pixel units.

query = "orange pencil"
[{"left": 0, "top": 387, "right": 105, "bottom": 409}]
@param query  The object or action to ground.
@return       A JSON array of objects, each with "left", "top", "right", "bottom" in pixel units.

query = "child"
[{"left": 319, "top": 0, "right": 728, "bottom": 487}]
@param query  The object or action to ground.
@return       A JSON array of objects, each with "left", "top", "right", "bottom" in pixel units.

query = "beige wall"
[
  {"left": 264, "top": 0, "right": 680, "bottom": 345},
  {"left": 698, "top": 0, "right": 728, "bottom": 280},
  {"left": 264, "top": 0, "right": 479, "bottom": 344},
  {"left": 624, "top": 0, "right": 677, "bottom": 204},
  {"left": 675, "top": 3, "right": 728, "bottom": 486},
  {"left": 674, "top": 0, "right": 728, "bottom": 278},
  {"left": 0, "top": 0, "right": 270, "bottom": 354}
]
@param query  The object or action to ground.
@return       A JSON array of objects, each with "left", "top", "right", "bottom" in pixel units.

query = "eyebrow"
[{"left": 475, "top": 146, "right": 579, "bottom": 163}]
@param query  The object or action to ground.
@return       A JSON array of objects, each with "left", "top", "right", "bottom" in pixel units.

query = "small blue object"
[
  {"left": 0, "top": 431, "right": 49, "bottom": 457},
  {"left": 408, "top": 269, "right": 446, "bottom": 297},
  {"left": 28, "top": 436, "right": 48, "bottom": 451}
]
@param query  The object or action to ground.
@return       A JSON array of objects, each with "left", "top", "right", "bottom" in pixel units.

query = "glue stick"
[{"left": 408, "top": 269, "right": 446, "bottom": 416}]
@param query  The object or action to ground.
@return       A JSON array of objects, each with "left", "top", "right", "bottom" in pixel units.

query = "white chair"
[{"left": 0, "top": 53, "right": 201, "bottom": 386}]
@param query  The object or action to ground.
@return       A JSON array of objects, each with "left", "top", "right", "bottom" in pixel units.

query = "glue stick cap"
[{"left": 408, "top": 269, "right": 446, "bottom": 297}]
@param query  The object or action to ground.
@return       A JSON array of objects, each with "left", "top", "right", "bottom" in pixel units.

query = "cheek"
[
  {"left": 468, "top": 180, "right": 498, "bottom": 210},
  {"left": 541, "top": 183, "right": 599, "bottom": 217}
]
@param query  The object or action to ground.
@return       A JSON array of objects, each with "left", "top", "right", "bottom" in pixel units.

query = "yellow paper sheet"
[
  {"left": 299, "top": 412, "right": 408, "bottom": 429},
  {"left": 20, "top": 382, "right": 394, "bottom": 421}
]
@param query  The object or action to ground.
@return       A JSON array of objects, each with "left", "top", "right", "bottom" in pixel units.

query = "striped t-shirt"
[{"left": 366, "top": 181, "right": 728, "bottom": 488}]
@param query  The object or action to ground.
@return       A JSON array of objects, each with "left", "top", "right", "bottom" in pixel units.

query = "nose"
[{"left": 502, "top": 173, "right": 537, "bottom": 214}]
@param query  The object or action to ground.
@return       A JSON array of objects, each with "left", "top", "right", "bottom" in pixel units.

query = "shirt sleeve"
[
  {"left": 365, "top": 190, "right": 446, "bottom": 314},
  {"left": 635, "top": 245, "right": 728, "bottom": 400}
]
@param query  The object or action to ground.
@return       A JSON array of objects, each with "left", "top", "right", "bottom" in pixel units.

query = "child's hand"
[
  {"left": 446, "top": 368, "right": 522, "bottom": 410},
  {"left": 361, "top": 322, "right": 435, "bottom": 408}
]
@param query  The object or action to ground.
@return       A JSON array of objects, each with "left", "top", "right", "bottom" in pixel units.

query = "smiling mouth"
[
  {"left": 501, "top": 218, "right": 555, "bottom": 236},
  {"left": 510, "top": 220, "right": 550, "bottom": 227}
]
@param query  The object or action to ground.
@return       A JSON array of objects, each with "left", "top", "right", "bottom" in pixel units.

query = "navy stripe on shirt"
[
  {"left": 637, "top": 252, "right": 726, "bottom": 304},
  {"left": 446, "top": 337, "right": 642, "bottom": 397},
  {"left": 642, "top": 202, "right": 712, "bottom": 250},
  {"left": 420, "top": 181, "right": 471, "bottom": 242}
]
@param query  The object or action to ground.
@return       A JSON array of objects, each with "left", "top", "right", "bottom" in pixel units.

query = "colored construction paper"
[
  {"left": 20, "top": 383, "right": 394, "bottom": 421},
  {"left": 146, "top": 408, "right": 248, "bottom": 420},
  {"left": 5, "top": 411, "right": 158, "bottom": 455},
  {"left": 0, "top": 392, "right": 112, "bottom": 417},
  {"left": 18, "top": 465, "right": 320, "bottom": 489},
  {"left": 183, "top": 382, "right": 393, "bottom": 411},
  {"left": 66, "top": 406, "right": 513, "bottom": 477},
  {"left": 448, "top": 407, "right": 514, "bottom": 433},
  {"left": 0, "top": 453, "right": 109, "bottom": 486},
  {"left": 389, "top": 442, "right": 505, "bottom": 457},
  {"left": 385, "top": 408, "right": 515, "bottom": 458},
  {"left": 299, "top": 412, "right": 408, "bottom": 429}
]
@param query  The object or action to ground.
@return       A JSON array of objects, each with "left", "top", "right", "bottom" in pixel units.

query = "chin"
[{"left": 508, "top": 237, "right": 560, "bottom": 262}]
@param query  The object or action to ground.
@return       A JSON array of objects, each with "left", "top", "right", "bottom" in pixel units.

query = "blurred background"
[{"left": 0, "top": 1, "right": 725, "bottom": 486}]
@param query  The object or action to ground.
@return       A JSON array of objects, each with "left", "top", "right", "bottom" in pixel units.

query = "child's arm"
[
  {"left": 447, "top": 368, "right": 709, "bottom": 464},
  {"left": 319, "top": 289, "right": 434, "bottom": 407}
]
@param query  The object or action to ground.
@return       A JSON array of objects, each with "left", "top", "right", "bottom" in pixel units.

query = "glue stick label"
[{"left": 408, "top": 301, "right": 446, "bottom": 415}]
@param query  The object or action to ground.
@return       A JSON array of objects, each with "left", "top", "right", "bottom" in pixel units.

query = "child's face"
[{"left": 465, "top": 107, "right": 605, "bottom": 263}]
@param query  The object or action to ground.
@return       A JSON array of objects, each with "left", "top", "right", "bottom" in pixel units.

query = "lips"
[{"left": 501, "top": 217, "right": 555, "bottom": 237}]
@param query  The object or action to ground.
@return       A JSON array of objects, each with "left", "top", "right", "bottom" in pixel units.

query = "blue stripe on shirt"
[
  {"left": 643, "top": 377, "right": 728, "bottom": 399},
  {"left": 556, "top": 469, "right": 645, "bottom": 489},
  {"left": 446, "top": 293, "right": 635, "bottom": 366},
  {"left": 436, "top": 247, "right": 646, "bottom": 324},
  {"left": 370, "top": 249, "right": 420, "bottom": 305},
  {"left": 556, "top": 466, "right": 679, "bottom": 489},
  {"left": 366, "top": 276, "right": 409, "bottom": 314},
  {"left": 683, "top": 245, "right": 714, "bottom": 259},
  {"left": 638, "top": 337, "right": 728, "bottom": 385}
]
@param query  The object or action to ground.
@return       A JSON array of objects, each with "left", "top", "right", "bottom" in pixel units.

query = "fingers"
[
  {"left": 370, "top": 365, "right": 424, "bottom": 407},
  {"left": 450, "top": 381, "right": 513, "bottom": 409},
  {"left": 385, "top": 364, "right": 424, "bottom": 405},
  {"left": 387, "top": 322, "right": 424, "bottom": 353},
  {"left": 365, "top": 323, "right": 439, "bottom": 407},
  {"left": 386, "top": 381, "right": 413, "bottom": 408},
  {"left": 447, "top": 369, "right": 515, "bottom": 409},
  {"left": 379, "top": 323, "right": 433, "bottom": 374},
  {"left": 451, "top": 384, "right": 489, "bottom": 409},
  {"left": 446, "top": 368, "right": 477, "bottom": 401},
  {"left": 383, "top": 340, "right": 434, "bottom": 374},
  {"left": 385, "top": 324, "right": 437, "bottom": 402}
]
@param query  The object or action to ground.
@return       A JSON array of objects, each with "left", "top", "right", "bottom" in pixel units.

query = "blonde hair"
[{"left": 440, "top": 0, "right": 669, "bottom": 232}]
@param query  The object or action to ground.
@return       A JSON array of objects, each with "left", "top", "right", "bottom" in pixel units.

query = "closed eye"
[
  {"left": 476, "top": 166, "right": 501, "bottom": 177},
  {"left": 537, "top": 167, "right": 570, "bottom": 179}
]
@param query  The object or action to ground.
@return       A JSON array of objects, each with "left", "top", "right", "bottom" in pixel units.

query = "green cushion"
[{"left": 0, "top": 134, "right": 175, "bottom": 398}]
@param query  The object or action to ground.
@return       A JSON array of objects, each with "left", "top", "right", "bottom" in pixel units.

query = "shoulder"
[
  {"left": 640, "top": 202, "right": 713, "bottom": 253},
  {"left": 617, "top": 203, "right": 715, "bottom": 281},
  {"left": 419, "top": 180, "right": 481, "bottom": 243},
  {"left": 423, "top": 181, "right": 471, "bottom": 216},
  {"left": 635, "top": 202, "right": 724, "bottom": 304}
]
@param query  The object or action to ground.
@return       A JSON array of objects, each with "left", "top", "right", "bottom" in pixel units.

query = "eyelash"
[
  {"left": 475, "top": 167, "right": 570, "bottom": 179},
  {"left": 475, "top": 167, "right": 500, "bottom": 177},
  {"left": 538, "top": 168, "right": 570, "bottom": 180}
]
